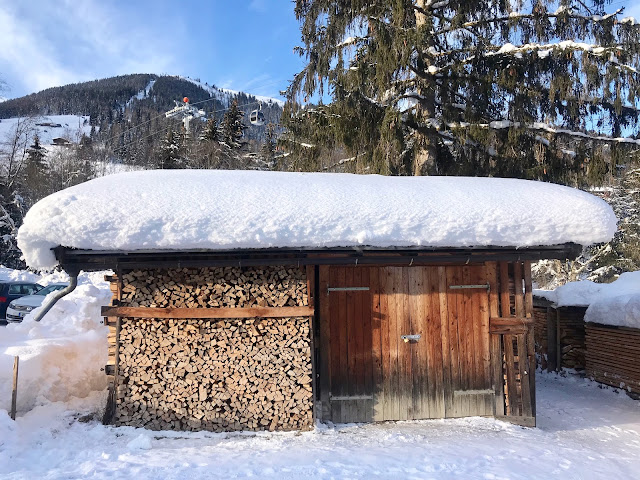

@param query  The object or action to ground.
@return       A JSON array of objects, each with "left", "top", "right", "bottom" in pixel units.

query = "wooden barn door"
[
  {"left": 441, "top": 265, "right": 493, "bottom": 418},
  {"left": 322, "top": 266, "right": 375, "bottom": 423},
  {"left": 319, "top": 264, "right": 493, "bottom": 423}
]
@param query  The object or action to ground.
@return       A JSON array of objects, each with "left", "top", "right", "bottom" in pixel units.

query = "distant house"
[
  {"left": 51, "top": 137, "right": 72, "bottom": 146},
  {"left": 17, "top": 170, "right": 617, "bottom": 431}
]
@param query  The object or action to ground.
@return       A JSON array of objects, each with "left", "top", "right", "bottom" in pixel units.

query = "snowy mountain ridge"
[{"left": 178, "top": 76, "right": 285, "bottom": 107}]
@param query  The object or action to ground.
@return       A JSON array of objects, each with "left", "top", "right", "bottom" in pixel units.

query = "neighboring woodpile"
[
  {"left": 533, "top": 305, "right": 548, "bottom": 369},
  {"left": 107, "top": 266, "right": 313, "bottom": 432},
  {"left": 532, "top": 301, "right": 587, "bottom": 371},
  {"left": 586, "top": 323, "right": 640, "bottom": 396},
  {"left": 556, "top": 307, "right": 587, "bottom": 370}
]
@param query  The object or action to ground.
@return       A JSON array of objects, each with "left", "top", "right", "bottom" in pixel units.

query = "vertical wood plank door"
[
  {"left": 321, "top": 265, "right": 491, "bottom": 423},
  {"left": 442, "top": 265, "right": 493, "bottom": 418}
]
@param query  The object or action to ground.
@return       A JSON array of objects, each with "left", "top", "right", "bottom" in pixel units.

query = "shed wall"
[{"left": 586, "top": 323, "right": 640, "bottom": 396}]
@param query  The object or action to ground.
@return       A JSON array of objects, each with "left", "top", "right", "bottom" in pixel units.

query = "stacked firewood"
[
  {"left": 119, "top": 266, "right": 309, "bottom": 308},
  {"left": 111, "top": 266, "right": 313, "bottom": 432},
  {"left": 557, "top": 307, "right": 587, "bottom": 370}
]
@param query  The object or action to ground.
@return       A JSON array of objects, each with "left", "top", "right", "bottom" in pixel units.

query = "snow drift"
[
  {"left": 535, "top": 271, "right": 640, "bottom": 329},
  {"left": 18, "top": 171, "right": 617, "bottom": 270},
  {"left": 0, "top": 268, "right": 111, "bottom": 413}
]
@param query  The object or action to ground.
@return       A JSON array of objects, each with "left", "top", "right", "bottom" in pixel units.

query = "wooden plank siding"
[{"left": 586, "top": 323, "right": 640, "bottom": 396}]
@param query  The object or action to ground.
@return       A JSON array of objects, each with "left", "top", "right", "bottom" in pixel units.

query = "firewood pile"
[
  {"left": 119, "top": 266, "right": 309, "bottom": 308},
  {"left": 110, "top": 266, "right": 313, "bottom": 432}
]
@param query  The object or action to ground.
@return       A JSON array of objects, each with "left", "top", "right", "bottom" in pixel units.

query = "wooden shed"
[
  {"left": 18, "top": 170, "right": 617, "bottom": 431},
  {"left": 53, "top": 246, "right": 583, "bottom": 429}
]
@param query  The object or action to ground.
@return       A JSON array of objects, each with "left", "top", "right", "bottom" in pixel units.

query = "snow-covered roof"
[
  {"left": 17, "top": 170, "right": 617, "bottom": 270},
  {"left": 535, "top": 272, "right": 640, "bottom": 329}
]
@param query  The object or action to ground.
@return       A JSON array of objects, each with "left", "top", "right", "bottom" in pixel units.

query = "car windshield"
[{"left": 36, "top": 284, "right": 67, "bottom": 296}]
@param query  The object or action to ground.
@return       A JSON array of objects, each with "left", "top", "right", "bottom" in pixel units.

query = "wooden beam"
[
  {"left": 490, "top": 325, "right": 529, "bottom": 335},
  {"left": 101, "top": 305, "right": 315, "bottom": 319},
  {"left": 490, "top": 317, "right": 535, "bottom": 326},
  {"left": 495, "top": 415, "right": 536, "bottom": 427}
]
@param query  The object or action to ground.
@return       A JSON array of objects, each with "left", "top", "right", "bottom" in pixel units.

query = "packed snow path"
[{"left": 1, "top": 373, "right": 638, "bottom": 479}]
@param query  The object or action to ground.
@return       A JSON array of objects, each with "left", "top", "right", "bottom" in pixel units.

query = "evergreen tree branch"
[
  {"left": 447, "top": 120, "right": 640, "bottom": 145},
  {"left": 433, "top": 8, "right": 626, "bottom": 36}
]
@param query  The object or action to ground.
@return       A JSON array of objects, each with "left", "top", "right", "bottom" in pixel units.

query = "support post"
[{"left": 11, "top": 356, "right": 19, "bottom": 420}]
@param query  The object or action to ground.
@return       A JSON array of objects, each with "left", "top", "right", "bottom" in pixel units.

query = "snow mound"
[
  {"left": 0, "top": 266, "right": 41, "bottom": 283},
  {"left": 0, "top": 271, "right": 111, "bottom": 413},
  {"left": 18, "top": 170, "right": 617, "bottom": 270},
  {"left": 535, "top": 272, "right": 640, "bottom": 329}
]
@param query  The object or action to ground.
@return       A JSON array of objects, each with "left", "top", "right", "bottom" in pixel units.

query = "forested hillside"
[{"left": 0, "top": 74, "right": 285, "bottom": 267}]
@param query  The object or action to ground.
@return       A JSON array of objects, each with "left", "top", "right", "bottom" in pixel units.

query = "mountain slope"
[{"left": 0, "top": 74, "right": 283, "bottom": 142}]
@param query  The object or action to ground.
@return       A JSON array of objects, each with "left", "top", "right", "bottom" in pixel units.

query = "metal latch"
[
  {"left": 327, "top": 286, "right": 370, "bottom": 295},
  {"left": 401, "top": 334, "right": 421, "bottom": 343},
  {"left": 449, "top": 283, "right": 490, "bottom": 291}
]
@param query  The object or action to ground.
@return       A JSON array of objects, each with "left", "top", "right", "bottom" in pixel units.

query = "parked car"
[
  {"left": 5, "top": 283, "right": 68, "bottom": 323},
  {"left": 0, "top": 281, "right": 44, "bottom": 323}
]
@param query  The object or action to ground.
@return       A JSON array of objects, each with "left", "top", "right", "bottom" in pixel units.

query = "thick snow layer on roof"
[
  {"left": 535, "top": 272, "right": 640, "bottom": 329},
  {"left": 17, "top": 170, "right": 617, "bottom": 270}
]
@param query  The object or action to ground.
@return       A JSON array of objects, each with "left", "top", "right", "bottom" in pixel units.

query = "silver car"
[{"left": 5, "top": 283, "right": 69, "bottom": 323}]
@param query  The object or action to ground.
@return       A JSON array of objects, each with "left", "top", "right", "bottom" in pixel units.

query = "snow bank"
[
  {"left": 0, "top": 266, "right": 40, "bottom": 283},
  {"left": 535, "top": 271, "right": 640, "bottom": 329},
  {"left": 18, "top": 171, "right": 617, "bottom": 270},
  {"left": 0, "top": 271, "right": 111, "bottom": 413}
]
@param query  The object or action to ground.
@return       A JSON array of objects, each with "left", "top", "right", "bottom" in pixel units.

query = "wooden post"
[
  {"left": 546, "top": 306, "right": 557, "bottom": 372},
  {"left": 11, "top": 356, "right": 19, "bottom": 420},
  {"left": 556, "top": 309, "right": 562, "bottom": 370}
]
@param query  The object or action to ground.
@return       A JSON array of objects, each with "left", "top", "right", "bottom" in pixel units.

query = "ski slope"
[{"left": 0, "top": 114, "right": 91, "bottom": 145}]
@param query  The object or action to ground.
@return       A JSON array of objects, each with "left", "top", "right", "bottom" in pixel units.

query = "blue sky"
[
  {"left": 0, "top": 0, "right": 305, "bottom": 101},
  {"left": 0, "top": 0, "right": 639, "bottom": 102}
]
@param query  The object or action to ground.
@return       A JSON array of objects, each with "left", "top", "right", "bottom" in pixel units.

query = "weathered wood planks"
[{"left": 586, "top": 323, "right": 640, "bottom": 396}]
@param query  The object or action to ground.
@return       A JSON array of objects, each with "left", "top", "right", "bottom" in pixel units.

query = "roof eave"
[{"left": 54, "top": 243, "right": 583, "bottom": 273}]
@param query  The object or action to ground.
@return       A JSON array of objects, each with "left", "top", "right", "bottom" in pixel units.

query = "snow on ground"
[
  {"left": 17, "top": 170, "right": 617, "bottom": 270},
  {"left": 0, "top": 372, "right": 638, "bottom": 479},
  {"left": 535, "top": 271, "right": 640, "bottom": 328},
  {"left": 0, "top": 267, "right": 111, "bottom": 413},
  {"left": 0, "top": 114, "right": 91, "bottom": 145}
]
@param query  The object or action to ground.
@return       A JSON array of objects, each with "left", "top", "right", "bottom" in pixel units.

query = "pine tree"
[
  {"left": 23, "top": 134, "right": 50, "bottom": 201},
  {"left": 286, "top": 0, "right": 640, "bottom": 182},
  {"left": 261, "top": 123, "right": 277, "bottom": 164},
  {"left": 158, "top": 129, "right": 184, "bottom": 169},
  {"left": 200, "top": 117, "right": 220, "bottom": 143},
  {"left": 220, "top": 100, "right": 247, "bottom": 149}
]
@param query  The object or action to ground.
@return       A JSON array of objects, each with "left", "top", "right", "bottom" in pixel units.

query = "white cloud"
[
  {"left": 249, "top": 0, "right": 268, "bottom": 13},
  {"left": 0, "top": 0, "right": 182, "bottom": 96}
]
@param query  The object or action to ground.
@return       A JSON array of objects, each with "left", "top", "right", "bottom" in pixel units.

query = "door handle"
[{"left": 401, "top": 334, "right": 421, "bottom": 343}]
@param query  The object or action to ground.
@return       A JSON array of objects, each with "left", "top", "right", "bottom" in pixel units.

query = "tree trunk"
[{"left": 413, "top": 0, "right": 437, "bottom": 176}]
